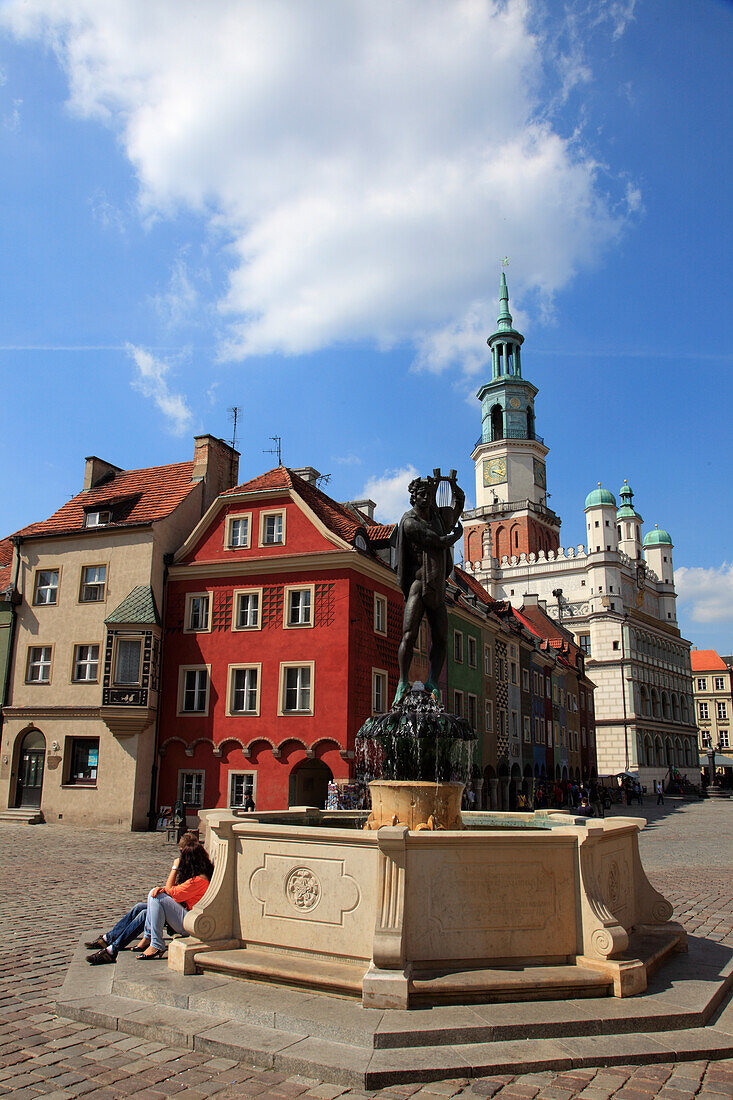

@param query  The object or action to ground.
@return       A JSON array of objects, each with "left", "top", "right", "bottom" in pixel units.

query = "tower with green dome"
[
  {"left": 616, "top": 480, "right": 643, "bottom": 561},
  {"left": 464, "top": 274, "right": 560, "bottom": 567}
]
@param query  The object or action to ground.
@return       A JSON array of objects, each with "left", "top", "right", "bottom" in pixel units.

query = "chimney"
[
  {"left": 343, "top": 498, "right": 377, "bottom": 522},
  {"left": 522, "top": 593, "right": 539, "bottom": 607},
  {"left": 291, "top": 467, "right": 320, "bottom": 485},
  {"left": 84, "top": 457, "right": 123, "bottom": 490},
  {"left": 192, "top": 435, "right": 240, "bottom": 510}
]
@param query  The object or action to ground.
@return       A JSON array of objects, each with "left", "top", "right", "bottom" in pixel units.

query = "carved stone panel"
[{"left": 250, "top": 854, "right": 359, "bottom": 926}]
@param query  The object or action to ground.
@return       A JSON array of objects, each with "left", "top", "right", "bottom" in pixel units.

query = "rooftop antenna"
[
  {"left": 263, "top": 435, "right": 282, "bottom": 466},
  {"left": 316, "top": 472, "right": 331, "bottom": 488},
  {"left": 227, "top": 406, "right": 241, "bottom": 486}
]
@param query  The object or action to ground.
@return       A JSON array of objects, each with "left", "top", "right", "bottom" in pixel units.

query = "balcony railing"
[{"left": 474, "top": 430, "right": 544, "bottom": 449}]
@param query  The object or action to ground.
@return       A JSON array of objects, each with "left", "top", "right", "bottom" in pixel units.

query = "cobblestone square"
[{"left": 1, "top": 799, "right": 732, "bottom": 1099}]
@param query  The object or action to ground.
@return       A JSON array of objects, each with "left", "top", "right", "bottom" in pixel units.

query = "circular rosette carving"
[
  {"left": 590, "top": 927, "right": 615, "bottom": 958},
  {"left": 651, "top": 899, "right": 673, "bottom": 924},
  {"left": 285, "top": 867, "right": 322, "bottom": 912}
]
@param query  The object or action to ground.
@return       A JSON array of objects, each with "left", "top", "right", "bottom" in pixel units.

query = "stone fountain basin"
[{"left": 170, "top": 808, "right": 684, "bottom": 1010}]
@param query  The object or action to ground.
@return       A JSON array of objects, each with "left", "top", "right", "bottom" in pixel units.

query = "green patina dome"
[
  {"left": 584, "top": 484, "right": 616, "bottom": 509},
  {"left": 643, "top": 526, "right": 673, "bottom": 548}
]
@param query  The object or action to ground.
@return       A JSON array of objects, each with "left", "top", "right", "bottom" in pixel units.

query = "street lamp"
[{"left": 706, "top": 739, "right": 730, "bottom": 800}]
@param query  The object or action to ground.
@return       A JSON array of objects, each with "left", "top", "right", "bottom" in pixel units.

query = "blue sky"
[{"left": 0, "top": 0, "right": 731, "bottom": 650}]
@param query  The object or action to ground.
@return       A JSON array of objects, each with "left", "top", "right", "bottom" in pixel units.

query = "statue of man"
[{"left": 393, "top": 476, "right": 465, "bottom": 706}]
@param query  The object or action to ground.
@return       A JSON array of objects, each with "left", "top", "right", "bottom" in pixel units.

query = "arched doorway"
[
  {"left": 288, "top": 758, "right": 333, "bottom": 809},
  {"left": 15, "top": 729, "right": 46, "bottom": 809}
]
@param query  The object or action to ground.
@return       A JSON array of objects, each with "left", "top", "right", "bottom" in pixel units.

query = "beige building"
[
  {"left": 690, "top": 649, "right": 732, "bottom": 758},
  {"left": 0, "top": 436, "right": 237, "bottom": 828}
]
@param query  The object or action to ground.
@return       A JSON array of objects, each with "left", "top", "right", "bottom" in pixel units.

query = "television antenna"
[{"left": 263, "top": 435, "right": 282, "bottom": 465}]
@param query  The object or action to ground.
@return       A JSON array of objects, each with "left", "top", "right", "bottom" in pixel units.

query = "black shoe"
[
  {"left": 85, "top": 936, "right": 107, "bottom": 950},
  {"left": 87, "top": 948, "right": 115, "bottom": 965}
]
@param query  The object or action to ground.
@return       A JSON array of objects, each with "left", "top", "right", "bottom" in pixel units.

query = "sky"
[{"left": 0, "top": 0, "right": 731, "bottom": 651}]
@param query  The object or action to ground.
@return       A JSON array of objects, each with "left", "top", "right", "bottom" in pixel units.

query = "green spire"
[{"left": 496, "top": 272, "right": 514, "bottom": 332}]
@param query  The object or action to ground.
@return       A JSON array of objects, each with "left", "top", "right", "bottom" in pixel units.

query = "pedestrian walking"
[{"left": 656, "top": 779, "right": 665, "bottom": 805}]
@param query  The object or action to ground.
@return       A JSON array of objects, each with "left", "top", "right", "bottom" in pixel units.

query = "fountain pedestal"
[{"left": 364, "top": 780, "right": 464, "bottom": 830}]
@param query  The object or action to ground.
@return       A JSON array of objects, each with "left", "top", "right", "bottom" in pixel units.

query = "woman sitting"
[
  {"left": 137, "top": 842, "right": 214, "bottom": 959},
  {"left": 86, "top": 833, "right": 201, "bottom": 965}
]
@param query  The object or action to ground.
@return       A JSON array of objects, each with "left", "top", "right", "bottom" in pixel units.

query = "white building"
[{"left": 462, "top": 278, "right": 698, "bottom": 790}]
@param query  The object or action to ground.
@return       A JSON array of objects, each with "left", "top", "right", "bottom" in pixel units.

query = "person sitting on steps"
[{"left": 137, "top": 841, "right": 215, "bottom": 960}]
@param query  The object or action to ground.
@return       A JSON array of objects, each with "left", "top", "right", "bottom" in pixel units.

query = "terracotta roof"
[
  {"left": 18, "top": 461, "right": 196, "bottom": 539},
  {"left": 513, "top": 604, "right": 578, "bottom": 649},
  {"left": 690, "top": 649, "right": 728, "bottom": 672},
  {"left": 0, "top": 538, "right": 14, "bottom": 592},
  {"left": 223, "top": 466, "right": 375, "bottom": 546},
  {"left": 453, "top": 567, "right": 501, "bottom": 608},
  {"left": 365, "top": 524, "right": 396, "bottom": 544}
]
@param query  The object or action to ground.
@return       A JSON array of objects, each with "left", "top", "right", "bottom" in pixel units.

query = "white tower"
[
  {"left": 616, "top": 480, "right": 643, "bottom": 561},
  {"left": 643, "top": 526, "right": 677, "bottom": 622},
  {"left": 584, "top": 483, "right": 618, "bottom": 554}
]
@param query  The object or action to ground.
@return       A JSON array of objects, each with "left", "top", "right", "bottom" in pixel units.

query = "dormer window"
[{"left": 85, "top": 510, "right": 111, "bottom": 528}]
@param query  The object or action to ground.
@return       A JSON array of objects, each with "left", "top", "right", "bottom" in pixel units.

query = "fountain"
[{"left": 169, "top": 471, "right": 684, "bottom": 1010}]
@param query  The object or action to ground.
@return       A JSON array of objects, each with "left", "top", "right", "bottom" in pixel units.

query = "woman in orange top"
[{"left": 138, "top": 843, "right": 214, "bottom": 960}]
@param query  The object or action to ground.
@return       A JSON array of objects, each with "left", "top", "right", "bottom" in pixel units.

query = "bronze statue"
[{"left": 393, "top": 470, "right": 465, "bottom": 706}]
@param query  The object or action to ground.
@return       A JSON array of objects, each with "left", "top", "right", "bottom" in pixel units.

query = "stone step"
[
  {"left": 410, "top": 963, "right": 611, "bottom": 1005},
  {"left": 196, "top": 947, "right": 368, "bottom": 997},
  {"left": 0, "top": 808, "right": 44, "bottom": 824}
]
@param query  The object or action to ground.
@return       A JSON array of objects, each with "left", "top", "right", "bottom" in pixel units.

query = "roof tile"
[{"left": 690, "top": 649, "right": 728, "bottom": 672}]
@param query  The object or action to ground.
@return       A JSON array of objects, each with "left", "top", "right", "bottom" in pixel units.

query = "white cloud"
[
  {"left": 675, "top": 563, "right": 733, "bottom": 624},
  {"left": 127, "top": 344, "right": 193, "bottom": 435},
  {"left": 361, "top": 465, "right": 419, "bottom": 524},
  {"left": 4, "top": 1, "right": 637, "bottom": 372},
  {"left": 152, "top": 255, "right": 198, "bottom": 328}
]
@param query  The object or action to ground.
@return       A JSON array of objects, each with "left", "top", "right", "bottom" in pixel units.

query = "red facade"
[{"left": 156, "top": 469, "right": 401, "bottom": 814}]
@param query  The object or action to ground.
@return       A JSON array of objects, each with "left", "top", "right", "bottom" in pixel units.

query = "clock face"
[
  {"left": 509, "top": 397, "right": 521, "bottom": 409},
  {"left": 483, "top": 458, "right": 507, "bottom": 486}
]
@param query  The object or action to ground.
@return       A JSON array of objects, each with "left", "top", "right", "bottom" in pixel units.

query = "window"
[
  {"left": 229, "top": 771, "right": 256, "bottom": 808},
  {"left": 578, "top": 634, "right": 591, "bottom": 656},
  {"left": 612, "top": 640, "right": 620, "bottom": 651},
  {"left": 467, "top": 636, "right": 477, "bottom": 668},
  {"left": 79, "top": 564, "right": 106, "bottom": 602},
  {"left": 84, "top": 510, "right": 111, "bottom": 528},
  {"left": 717, "top": 701, "right": 728, "bottom": 721},
  {"left": 552, "top": 683, "right": 558, "bottom": 704},
  {"left": 260, "top": 510, "right": 285, "bottom": 546},
  {"left": 484, "top": 645, "right": 492, "bottom": 676},
  {"left": 73, "top": 644, "right": 99, "bottom": 682},
  {"left": 545, "top": 677, "right": 551, "bottom": 698},
  {"left": 186, "top": 593, "right": 211, "bottom": 632},
  {"left": 179, "top": 667, "right": 210, "bottom": 715},
  {"left": 26, "top": 646, "right": 52, "bottom": 683},
  {"left": 454, "top": 631, "right": 464, "bottom": 663},
  {"left": 225, "top": 512, "right": 251, "bottom": 549},
  {"left": 697, "top": 678, "right": 707, "bottom": 691},
  {"left": 698, "top": 701, "right": 709, "bottom": 720},
  {"left": 485, "top": 699, "right": 493, "bottom": 732},
  {"left": 374, "top": 594, "right": 387, "bottom": 635},
  {"left": 721, "top": 731, "right": 730, "bottom": 749},
  {"left": 33, "top": 569, "right": 59, "bottom": 606},
  {"left": 546, "top": 719, "right": 553, "bottom": 747},
  {"left": 510, "top": 661, "right": 518, "bottom": 685},
  {"left": 114, "top": 637, "right": 142, "bottom": 685},
  {"left": 511, "top": 710, "right": 518, "bottom": 738},
  {"left": 285, "top": 586, "right": 313, "bottom": 627},
  {"left": 233, "top": 588, "right": 262, "bottom": 630},
  {"left": 228, "top": 665, "right": 260, "bottom": 715},
  {"left": 582, "top": 727, "right": 587, "bottom": 747},
  {"left": 67, "top": 738, "right": 99, "bottom": 785},
  {"left": 178, "top": 770, "right": 204, "bottom": 807},
  {"left": 467, "top": 694, "right": 477, "bottom": 731},
  {"left": 701, "top": 731, "right": 712, "bottom": 748},
  {"left": 715, "top": 677, "right": 726, "bottom": 691},
  {"left": 454, "top": 690, "right": 464, "bottom": 717},
  {"left": 372, "top": 669, "right": 388, "bottom": 715},
  {"left": 280, "top": 663, "right": 314, "bottom": 714},
  {"left": 533, "top": 671, "right": 539, "bottom": 695},
  {"left": 522, "top": 668, "right": 529, "bottom": 691},
  {"left": 523, "top": 716, "right": 531, "bottom": 743}
]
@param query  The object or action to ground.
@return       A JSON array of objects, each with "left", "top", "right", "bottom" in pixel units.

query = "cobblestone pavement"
[{"left": 0, "top": 799, "right": 732, "bottom": 1100}]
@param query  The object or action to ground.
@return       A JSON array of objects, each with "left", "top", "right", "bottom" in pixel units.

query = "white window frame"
[
  {"left": 511, "top": 710, "right": 519, "bottom": 738},
  {"left": 278, "top": 662, "right": 315, "bottom": 716},
  {"left": 372, "top": 668, "right": 388, "bottom": 715},
  {"left": 717, "top": 701, "right": 728, "bottom": 721},
  {"left": 26, "top": 645, "right": 53, "bottom": 684},
  {"left": 177, "top": 665, "right": 211, "bottom": 716},
  {"left": 79, "top": 563, "right": 107, "bottom": 603},
  {"left": 453, "top": 631, "right": 464, "bottom": 663},
  {"left": 546, "top": 719, "right": 553, "bottom": 747},
  {"left": 523, "top": 715, "right": 532, "bottom": 743},
  {"left": 226, "top": 663, "right": 261, "bottom": 716},
  {"left": 522, "top": 668, "right": 529, "bottom": 691},
  {"left": 72, "top": 643, "right": 100, "bottom": 683},
  {"left": 178, "top": 770, "right": 205, "bottom": 808},
  {"left": 284, "top": 584, "right": 315, "bottom": 629},
  {"left": 698, "top": 701, "right": 709, "bottom": 720},
  {"left": 374, "top": 593, "right": 387, "bottom": 636},
  {"left": 185, "top": 592, "right": 212, "bottom": 633},
  {"left": 229, "top": 770, "right": 257, "bottom": 808},
  {"left": 259, "top": 509, "right": 286, "bottom": 547},
  {"left": 720, "top": 730, "right": 730, "bottom": 749},
  {"left": 33, "top": 568, "right": 60, "bottom": 606},
  {"left": 714, "top": 676, "right": 725, "bottom": 692},
  {"left": 484, "top": 644, "right": 492, "bottom": 676},
  {"left": 535, "top": 716, "right": 544, "bottom": 744},
  {"left": 84, "top": 510, "right": 111, "bottom": 528},
  {"left": 231, "top": 587, "right": 263, "bottom": 631},
  {"left": 696, "top": 678, "right": 707, "bottom": 691},
  {"left": 113, "top": 635, "right": 143, "bottom": 686},
  {"left": 224, "top": 511, "right": 252, "bottom": 550},
  {"left": 467, "top": 636, "right": 477, "bottom": 669}
]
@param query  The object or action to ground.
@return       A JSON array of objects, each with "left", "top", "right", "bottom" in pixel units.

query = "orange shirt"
[{"left": 167, "top": 875, "right": 210, "bottom": 910}]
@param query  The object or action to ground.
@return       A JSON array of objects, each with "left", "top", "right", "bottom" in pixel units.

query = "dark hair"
[
  {"left": 176, "top": 842, "right": 214, "bottom": 884},
  {"left": 178, "top": 830, "right": 199, "bottom": 851},
  {"left": 408, "top": 478, "right": 430, "bottom": 506}
]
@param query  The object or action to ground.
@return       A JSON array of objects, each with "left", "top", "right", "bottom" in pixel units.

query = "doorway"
[
  {"left": 15, "top": 729, "right": 46, "bottom": 809},
  {"left": 288, "top": 759, "right": 333, "bottom": 809}
]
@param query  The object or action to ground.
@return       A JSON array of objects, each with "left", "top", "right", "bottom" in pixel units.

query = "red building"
[{"left": 156, "top": 467, "right": 401, "bottom": 817}]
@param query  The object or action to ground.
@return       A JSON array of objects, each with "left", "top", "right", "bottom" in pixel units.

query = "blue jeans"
[
  {"left": 144, "top": 890, "right": 187, "bottom": 951},
  {"left": 104, "top": 901, "right": 147, "bottom": 957}
]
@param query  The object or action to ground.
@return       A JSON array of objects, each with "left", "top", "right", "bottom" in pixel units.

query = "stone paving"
[{"left": 0, "top": 798, "right": 731, "bottom": 1099}]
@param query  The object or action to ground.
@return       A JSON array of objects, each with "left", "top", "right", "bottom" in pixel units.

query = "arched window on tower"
[
  {"left": 526, "top": 407, "right": 535, "bottom": 440},
  {"left": 490, "top": 404, "right": 503, "bottom": 442},
  {"left": 494, "top": 525, "right": 506, "bottom": 561}
]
